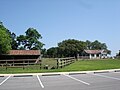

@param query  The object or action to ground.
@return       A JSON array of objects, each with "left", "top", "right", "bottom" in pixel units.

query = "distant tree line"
[
  {"left": 0, "top": 21, "right": 111, "bottom": 57},
  {"left": 0, "top": 21, "right": 44, "bottom": 54},
  {"left": 0, "top": 22, "right": 12, "bottom": 54},
  {"left": 43, "top": 39, "right": 111, "bottom": 58}
]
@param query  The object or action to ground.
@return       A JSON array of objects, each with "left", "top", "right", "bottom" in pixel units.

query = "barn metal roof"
[{"left": 9, "top": 50, "right": 41, "bottom": 55}]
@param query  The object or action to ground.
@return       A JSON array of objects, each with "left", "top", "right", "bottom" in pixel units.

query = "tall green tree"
[
  {"left": 0, "top": 22, "right": 18, "bottom": 50},
  {"left": 17, "top": 35, "right": 26, "bottom": 49},
  {"left": 58, "top": 39, "right": 86, "bottom": 57},
  {"left": 86, "top": 40, "right": 92, "bottom": 49},
  {"left": 85, "top": 40, "right": 110, "bottom": 55},
  {"left": 47, "top": 47, "right": 58, "bottom": 58},
  {"left": 41, "top": 48, "right": 47, "bottom": 57},
  {"left": 0, "top": 22, "right": 12, "bottom": 54},
  {"left": 10, "top": 32, "right": 18, "bottom": 49},
  {"left": 92, "top": 40, "right": 107, "bottom": 50},
  {"left": 6, "top": 30, "right": 18, "bottom": 50},
  {"left": 17, "top": 28, "right": 44, "bottom": 50},
  {"left": 46, "top": 39, "right": 110, "bottom": 58}
]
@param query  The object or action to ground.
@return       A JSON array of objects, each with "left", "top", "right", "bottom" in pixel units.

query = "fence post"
[
  {"left": 13, "top": 61, "right": 14, "bottom": 66},
  {"left": 60, "top": 59, "right": 63, "bottom": 68},
  {"left": 6, "top": 61, "right": 7, "bottom": 70},
  {"left": 63, "top": 59, "right": 66, "bottom": 67},
  {"left": 56, "top": 57, "right": 75, "bottom": 69},
  {"left": 57, "top": 59, "right": 59, "bottom": 69}
]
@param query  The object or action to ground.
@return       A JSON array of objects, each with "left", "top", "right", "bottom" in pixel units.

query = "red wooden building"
[{"left": 0, "top": 50, "right": 41, "bottom": 66}]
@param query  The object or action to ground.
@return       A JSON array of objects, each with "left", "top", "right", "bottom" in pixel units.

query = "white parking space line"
[
  {"left": 93, "top": 74, "right": 120, "bottom": 81},
  {"left": 63, "top": 74, "right": 90, "bottom": 85},
  {"left": 37, "top": 75, "right": 44, "bottom": 88},
  {"left": 0, "top": 75, "right": 11, "bottom": 86}
]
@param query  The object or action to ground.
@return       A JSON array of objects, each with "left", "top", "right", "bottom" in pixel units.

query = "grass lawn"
[
  {"left": 59, "top": 59, "right": 120, "bottom": 72},
  {"left": 41, "top": 58, "right": 57, "bottom": 68},
  {"left": 0, "top": 59, "right": 120, "bottom": 74}
]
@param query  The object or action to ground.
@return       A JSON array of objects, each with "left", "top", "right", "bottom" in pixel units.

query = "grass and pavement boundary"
[
  {"left": 0, "top": 68, "right": 120, "bottom": 77},
  {"left": 0, "top": 59, "right": 120, "bottom": 74}
]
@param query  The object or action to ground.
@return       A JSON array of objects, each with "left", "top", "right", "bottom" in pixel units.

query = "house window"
[
  {"left": 91, "top": 54, "right": 94, "bottom": 57},
  {"left": 96, "top": 54, "right": 99, "bottom": 57}
]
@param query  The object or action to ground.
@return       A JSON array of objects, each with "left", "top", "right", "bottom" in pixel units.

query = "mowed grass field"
[
  {"left": 60, "top": 59, "right": 120, "bottom": 72},
  {"left": 0, "top": 59, "right": 120, "bottom": 74}
]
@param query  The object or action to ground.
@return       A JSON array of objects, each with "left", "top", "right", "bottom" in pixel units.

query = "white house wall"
[{"left": 89, "top": 54, "right": 101, "bottom": 59}]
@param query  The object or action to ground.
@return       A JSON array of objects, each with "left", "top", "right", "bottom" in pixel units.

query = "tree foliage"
[
  {"left": 46, "top": 39, "right": 110, "bottom": 58},
  {"left": 85, "top": 40, "right": 107, "bottom": 50},
  {"left": 17, "top": 28, "right": 44, "bottom": 50},
  {"left": 0, "top": 23, "right": 12, "bottom": 54},
  {"left": 0, "top": 21, "right": 44, "bottom": 52},
  {"left": 0, "top": 21, "right": 111, "bottom": 57},
  {"left": 6, "top": 30, "right": 18, "bottom": 50},
  {"left": 10, "top": 32, "right": 18, "bottom": 49},
  {"left": 41, "top": 48, "right": 47, "bottom": 57},
  {"left": 58, "top": 39, "right": 86, "bottom": 57},
  {"left": 47, "top": 47, "right": 58, "bottom": 58}
]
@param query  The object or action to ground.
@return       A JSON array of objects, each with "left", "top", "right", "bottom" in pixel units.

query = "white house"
[{"left": 82, "top": 50, "right": 108, "bottom": 59}]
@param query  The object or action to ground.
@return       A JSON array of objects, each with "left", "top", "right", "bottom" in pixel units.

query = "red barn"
[{"left": 0, "top": 50, "right": 41, "bottom": 66}]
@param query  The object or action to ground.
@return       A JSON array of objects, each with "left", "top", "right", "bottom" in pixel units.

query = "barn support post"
[{"left": 23, "top": 60, "right": 25, "bottom": 70}]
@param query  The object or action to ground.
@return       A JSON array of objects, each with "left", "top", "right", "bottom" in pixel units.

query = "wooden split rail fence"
[
  {"left": 0, "top": 59, "right": 42, "bottom": 70},
  {"left": 56, "top": 57, "right": 76, "bottom": 68},
  {"left": 0, "top": 57, "right": 76, "bottom": 70}
]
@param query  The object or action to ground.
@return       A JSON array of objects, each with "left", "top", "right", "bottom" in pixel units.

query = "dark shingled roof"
[{"left": 9, "top": 50, "right": 41, "bottom": 55}]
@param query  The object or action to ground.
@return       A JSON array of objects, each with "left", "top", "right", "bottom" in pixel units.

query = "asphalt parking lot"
[{"left": 0, "top": 72, "right": 120, "bottom": 90}]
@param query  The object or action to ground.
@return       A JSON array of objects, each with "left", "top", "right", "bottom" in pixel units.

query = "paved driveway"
[{"left": 0, "top": 72, "right": 120, "bottom": 90}]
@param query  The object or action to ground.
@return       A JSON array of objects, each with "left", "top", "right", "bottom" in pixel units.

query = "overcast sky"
[{"left": 0, "top": 0, "right": 120, "bottom": 56}]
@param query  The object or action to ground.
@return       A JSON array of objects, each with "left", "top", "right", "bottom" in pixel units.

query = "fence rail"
[
  {"left": 56, "top": 57, "right": 76, "bottom": 68},
  {"left": 0, "top": 59, "right": 42, "bottom": 70}
]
